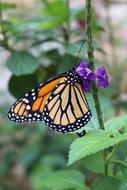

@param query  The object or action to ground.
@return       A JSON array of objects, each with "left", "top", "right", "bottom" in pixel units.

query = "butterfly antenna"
[{"left": 75, "top": 40, "right": 86, "bottom": 65}]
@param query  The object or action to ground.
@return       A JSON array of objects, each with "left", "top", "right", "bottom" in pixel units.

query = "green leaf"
[
  {"left": 116, "top": 141, "right": 127, "bottom": 175},
  {"left": 57, "top": 53, "right": 77, "bottom": 74},
  {"left": 105, "top": 115, "right": 127, "bottom": 132},
  {"left": 8, "top": 64, "right": 57, "bottom": 98},
  {"left": 64, "top": 42, "right": 98, "bottom": 56},
  {"left": 117, "top": 141, "right": 127, "bottom": 160},
  {"left": 99, "top": 95, "right": 114, "bottom": 119},
  {"left": 0, "top": 2, "right": 16, "bottom": 10},
  {"left": 119, "top": 180, "right": 127, "bottom": 190},
  {"left": 64, "top": 43, "right": 88, "bottom": 55},
  {"left": 32, "top": 170, "right": 89, "bottom": 190},
  {"left": 6, "top": 51, "right": 39, "bottom": 76},
  {"left": 8, "top": 74, "right": 38, "bottom": 98},
  {"left": 31, "top": 154, "right": 66, "bottom": 177},
  {"left": 19, "top": 144, "right": 41, "bottom": 167},
  {"left": 82, "top": 93, "right": 114, "bottom": 131},
  {"left": 92, "top": 176, "right": 121, "bottom": 190},
  {"left": 68, "top": 129, "right": 127, "bottom": 165},
  {"left": 83, "top": 152, "right": 104, "bottom": 173},
  {"left": 83, "top": 152, "right": 113, "bottom": 175},
  {"left": 41, "top": 0, "right": 69, "bottom": 28},
  {"left": 42, "top": 154, "right": 66, "bottom": 168},
  {"left": 86, "top": 93, "right": 99, "bottom": 129},
  {"left": 8, "top": 16, "right": 56, "bottom": 32}
]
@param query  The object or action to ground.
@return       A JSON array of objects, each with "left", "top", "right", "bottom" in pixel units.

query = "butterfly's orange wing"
[
  {"left": 8, "top": 75, "right": 66, "bottom": 123},
  {"left": 41, "top": 80, "right": 91, "bottom": 133}
]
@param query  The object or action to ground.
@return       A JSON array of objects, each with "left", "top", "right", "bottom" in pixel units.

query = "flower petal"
[
  {"left": 79, "top": 61, "right": 89, "bottom": 68},
  {"left": 96, "top": 67, "right": 109, "bottom": 88},
  {"left": 86, "top": 70, "right": 96, "bottom": 80},
  {"left": 82, "top": 79, "right": 91, "bottom": 92},
  {"left": 97, "top": 78, "right": 109, "bottom": 88},
  {"left": 96, "top": 67, "right": 108, "bottom": 78},
  {"left": 75, "top": 67, "right": 85, "bottom": 77}
]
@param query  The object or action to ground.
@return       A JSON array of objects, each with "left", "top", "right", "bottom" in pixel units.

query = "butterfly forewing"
[{"left": 8, "top": 75, "right": 66, "bottom": 123}]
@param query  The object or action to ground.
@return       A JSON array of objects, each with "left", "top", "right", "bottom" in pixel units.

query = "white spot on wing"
[{"left": 26, "top": 105, "right": 31, "bottom": 110}]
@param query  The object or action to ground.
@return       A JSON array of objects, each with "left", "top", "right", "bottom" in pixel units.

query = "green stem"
[
  {"left": 106, "top": 143, "right": 121, "bottom": 164},
  {"left": 66, "top": 0, "right": 70, "bottom": 38},
  {"left": 86, "top": 0, "right": 107, "bottom": 175},
  {"left": 63, "top": 0, "right": 70, "bottom": 44},
  {"left": 111, "top": 160, "right": 127, "bottom": 167},
  {"left": 86, "top": 0, "right": 105, "bottom": 130},
  {"left": 0, "top": 0, "right": 13, "bottom": 51}
]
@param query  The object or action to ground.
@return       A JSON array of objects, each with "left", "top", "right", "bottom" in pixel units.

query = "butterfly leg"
[{"left": 76, "top": 130, "right": 86, "bottom": 137}]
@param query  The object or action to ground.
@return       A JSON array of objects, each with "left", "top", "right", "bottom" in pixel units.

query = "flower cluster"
[{"left": 75, "top": 61, "right": 109, "bottom": 92}]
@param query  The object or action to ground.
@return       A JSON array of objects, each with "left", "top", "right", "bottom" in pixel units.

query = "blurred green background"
[{"left": 0, "top": 0, "right": 127, "bottom": 189}]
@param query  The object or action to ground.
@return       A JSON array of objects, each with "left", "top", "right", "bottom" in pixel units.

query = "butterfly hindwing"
[
  {"left": 8, "top": 87, "right": 40, "bottom": 123},
  {"left": 42, "top": 77, "right": 91, "bottom": 134}
]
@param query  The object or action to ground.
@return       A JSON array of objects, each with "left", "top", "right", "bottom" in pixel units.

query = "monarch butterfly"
[{"left": 8, "top": 67, "right": 92, "bottom": 137}]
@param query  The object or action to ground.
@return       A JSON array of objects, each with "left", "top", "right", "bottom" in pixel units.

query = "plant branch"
[
  {"left": 111, "top": 160, "right": 127, "bottom": 167},
  {"left": 63, "top": 0, "right": 70, "bottom": 44},
  {"left": 86, "top": 0, "right": 107, "bottom": 175},
  {"left": 106, "top": 143, "right": 121, "bottom": 164},
  {"left": 66, "top": 0, "right": 70, "bottom": 39},
  {"left": 86, "top": 0, "right": 105, "bottom": 130}
]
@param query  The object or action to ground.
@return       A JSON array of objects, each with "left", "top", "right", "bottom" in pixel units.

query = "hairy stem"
[
  {"left": 86, "top": 0, "right": 105, "bottom": 130},
  {"left": 63, "top": 0, "right": 70, "bottom": 44},
  {"left": 86, "top": 0, "right": 108, "bottom": 175},
  {"left": 66, "top": 0, "right": 70, "bottom": 40}
]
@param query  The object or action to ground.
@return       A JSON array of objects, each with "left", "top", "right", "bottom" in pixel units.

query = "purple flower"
[
  {"left": 76, "top": 61, "right": 96, "bottom": 92},
  {"left": 82, "top": 79, "right": 91, "bottom": 92},
  {"left": 79, "top": 61, "right": 89, "bottom": 68},
  {"left": 76, "top": 61, "right": 96, "bottom": 80},
  {"left": 75, "top": 61, "right": 109, "bottom": 92},
  {"left": 96, "top": 67, "right": 109, "bottom": 88}
]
